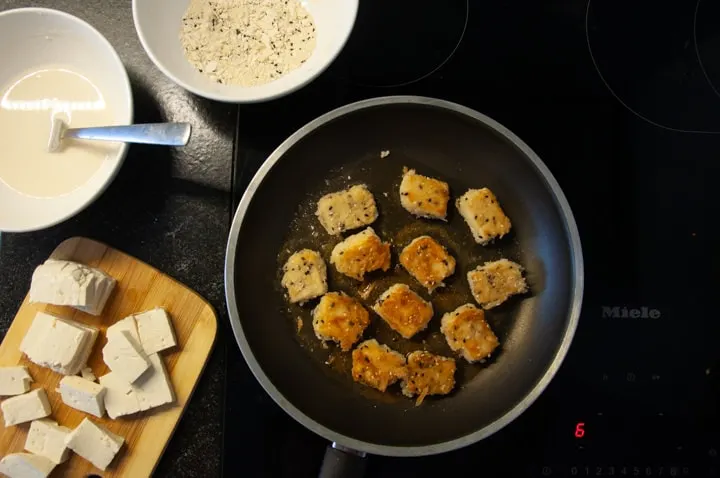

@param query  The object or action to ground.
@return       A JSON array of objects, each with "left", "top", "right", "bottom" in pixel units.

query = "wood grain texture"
[{"left": 0, "top": 237, "right": 218, "bottom": 477}]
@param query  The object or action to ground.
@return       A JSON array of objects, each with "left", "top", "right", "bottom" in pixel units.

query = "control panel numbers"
[{"left": 539, "top": 465, "right": 701, "bottom": 477}]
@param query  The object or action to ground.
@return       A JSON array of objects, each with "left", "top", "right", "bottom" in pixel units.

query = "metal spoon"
[{"left": 47, "top": 119, "right": 191, "bottom": 152}]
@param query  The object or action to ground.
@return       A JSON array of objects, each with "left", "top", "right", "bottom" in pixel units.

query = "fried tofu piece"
[
  {"left": 351, "top": 339, "right": 407, "bottom": 392},
  {"left": 456, "top": 188, "right": 512, "bottom": 244},
  {"left": 399, "top": 236, "right": 456, "bottom": 293},
  {"left": 401, "top": 351, "right": 456, "bottom": 405},
  {"left": 330, "top": 227, "right": 391, "bottom": 281},
  {"left": 372, "top": 284, "right": 433, "bottom": 339},
  {"left": 399, "top": 169, "right": 450, "bottom": 220},
  {"left": 441, "top": 304, "right": 499, "bottom": 363},
  {"left": 281, "top": 249, "right": 328, "bottom": 304},
  {"left": 312, "top": 292, "right": 370, "bottom": 351},
  {"left": 467, "top": 259, "right": 528, "bottom": 309},
  {"left": 316, "top": 184, "right": 378, "bottom": 235}
]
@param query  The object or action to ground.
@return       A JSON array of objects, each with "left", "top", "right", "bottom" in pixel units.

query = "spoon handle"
[{"left": 63, "top": 123, "right": 192, "bottom": 146}]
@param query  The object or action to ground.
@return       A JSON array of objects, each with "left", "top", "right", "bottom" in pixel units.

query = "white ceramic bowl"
[
  {"left": 0, "top": 8, "right": 133, "bottom": 233},
  {"left": 132, "top": 0, "right": 357, "bottom": 103}
]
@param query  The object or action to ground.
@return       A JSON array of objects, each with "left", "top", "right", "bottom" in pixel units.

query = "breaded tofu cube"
[
  {"left": 441, "top": 304, "right": 499, "bottom": 363},
  {"left": 351, "top": 339, "right": 407, "bottom": 392},
  {"left": 456, "top": 188, "right": 512, "bottom": 244},
  {"left": 401, "top": 351, "right": 456, "bottom": 405},
  {"left": 312, "top": 292, "right": 370, "bottom": 351},
  {"left": 330, "top": 227, "right": 391, "bottom": 281},
  {"left": 399, "top": 236, "right": 456, "bottom": 293},
  {"left": 281, "top": 249, "right": 328, "bottom": 304},
  {"left": 399, "top": 168, "right": 450, "bottom": 220},
  {"left": 315, "top": 184, "right": 379, "bottom": 235},
  {"left": 467, "top": 259, "right": 528, "bottom": 309},
  {"left": 372, "top": 284, "right": 433, "bottom": 339}
]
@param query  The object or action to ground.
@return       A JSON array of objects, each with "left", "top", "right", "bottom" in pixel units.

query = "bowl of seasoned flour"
[{"left": 133, "top": 0, "right": 358, "bottom": 103}]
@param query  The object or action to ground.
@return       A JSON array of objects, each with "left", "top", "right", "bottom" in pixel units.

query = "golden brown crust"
[
  {"left": 372, "top": 284, "right": 434, "bottom": 339},
  {"left": 330, "top": 228, "right": 391, "bottom": 281},
  {"left": 399, "top": 169, "right": 450, "bottom": 220},
  {"left": 399, "top": 236, "right": 456, "bottom": 292},
  {"left": 467, "top": 259, "right": 528, "bottom": 309},
  {"left": 456, "top": 188, "right": 512, "bottom": 244},
  {"left": 351, "top": 339, "right": 407, "bottom": 392},
  {"left": 401, "top": 351, "right": 456, "bottom": 405},
  {"left": 441, "top": 304, "right": 499, "bottom": 362},
  {"left": 312, "top": 292, "right": 370, "bottom": 351}
]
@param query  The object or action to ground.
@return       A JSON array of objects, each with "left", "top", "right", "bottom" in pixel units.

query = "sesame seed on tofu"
[
  {"left": 401, "top": 351, "right": 456, "bottom": 405},
  {"left": 312, "top": 292, "right": 370, "bottom": 351},
  {"left": 330, "top": 227, "right": 391, "bottom": 281},
  {"left": 441, "top": 304, "right": 499, "bottom": 363},
  {"left": 372, "top": 284, "right": 433, "bottom": 339},
  {"left": 467, "top": 259, "right": 528, "bottom": 309},
  {"left": 281, "top": 249, "right": 328, "bottom": 304},
  {"left": 455, "top": 188, "right": 511, "bottom": 244},
  {"left": 399, "top": 168, "right": 450, "bottom": 220},
  {"left": 399, "top": 236, "right": 456, "bottom": 293},
  {"left": 315, "top": 184, "right": 378, "bottom": 235},
  {"left": 351, "top": 339, "right": 407, "bottom": 392}
]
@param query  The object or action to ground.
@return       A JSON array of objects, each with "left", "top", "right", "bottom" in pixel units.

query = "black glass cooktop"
[{"left": 224, "top": 0, "right": 720, "bottom": 476}]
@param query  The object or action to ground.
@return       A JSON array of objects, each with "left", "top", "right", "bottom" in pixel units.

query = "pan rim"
[{"left": 224, "top": 95, "right": 584, "bottom": 457}]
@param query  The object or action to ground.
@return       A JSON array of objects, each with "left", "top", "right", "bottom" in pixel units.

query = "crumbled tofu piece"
[
  {"left": 0, "top": 366, "right": 33, "bottom": 396},
  {"left": 456, "top": 188, "right": 512, "bottom": 244},
  {"left": 24, "top": 419, "right": 72, "bottom": 464},
  {"left": 0, "top": 453, "right": 55, "bottom": 478},
  {"left": 312, "top": 292, "right": 370, "bottom": 351},
  {"left": 467, "top": 259, "right": 528, "bottom": 309},
  {"left": 29, "top": 259, "right": 116, "bottom": 315},
  {"left": 372, "top": 284, "right": 434, "bottom": 339},
  {"left": 351, "top": 339, "right": 406, "bottom": 392},
  {"left": 401, "top": 351, "right": 456, "bottom": 405},
  {"left": 106, "top": 315, "right": 140, "bottom": 344},
  {"left": 65, "top": 418, "right": 124, "bottom": 471},
  {"left": 58, "top": 376, "right": 106, "bottom": 417},
  {"left": 134, "top": 308, "right": 177, "bottom": 354},
  {"left": 315, "top": 184, "right": 378, "bottom": 235},
  {"left": 281, "top": 249, "right": 328, "bottom": 304},
  {"left": 1, "top": 389, "right": 51, "bottom": 426},
  {"left": 80, "top": 367, "right": 96, "bottom": 382},
  {"left": 330, "top": 227, "right": 391, "bottom": 281},
  {"left": 441, "top": 304, "right": 499, "bottom": 363},
  {"left": 380, "top": 150, "right": 390, "bottom": 158},
  {"left": 399, "top": 236, "right": 456, "bottom": 293},
  {"left": 102, "top": 330, "right": 151, "bottom": 384},
  {"left": 399, "top": 168, "right": 450, "bottom": 220}
]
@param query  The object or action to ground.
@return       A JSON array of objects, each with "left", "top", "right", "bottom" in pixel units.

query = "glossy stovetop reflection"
[{"left": 224, "top": 1, "right": 720, "bottom": 476}]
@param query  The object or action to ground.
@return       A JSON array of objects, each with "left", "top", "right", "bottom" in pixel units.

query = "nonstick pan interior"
[{"left": 225, "top": 97, "right": 583, "bottom": 456}]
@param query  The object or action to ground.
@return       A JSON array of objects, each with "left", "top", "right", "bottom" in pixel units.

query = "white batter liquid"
[{"left": 0, "top": 68, "right": 116, "bottom": 198}]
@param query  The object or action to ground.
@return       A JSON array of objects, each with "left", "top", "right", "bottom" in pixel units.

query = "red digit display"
[{"left": 574, "top": 422, "right": 585, "bottom": 438}]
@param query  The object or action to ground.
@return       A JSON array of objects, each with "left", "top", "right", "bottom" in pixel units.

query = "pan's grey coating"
[{"left": 225, "top": 96, "right": 583, "bottom": 457}]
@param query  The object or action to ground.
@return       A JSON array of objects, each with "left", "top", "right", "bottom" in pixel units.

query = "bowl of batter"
[{"left": 0, "top": 8, "right": 132, "bottom": 232}]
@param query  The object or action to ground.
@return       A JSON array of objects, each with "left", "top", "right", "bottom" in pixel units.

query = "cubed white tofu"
[
  {"left": 441, "top": 304, "right": 499, "bottom": 363},
  {"left": 351, "top": 339, "right": 406, "bottom": 392},
  {"left": 467, "top": 259, "right": 528, "bottom": 309},
  {"left": 330, "top": 227, "right": 391, "bottom": 281},
  {"left": 65, "top": 418, "right": 124, "bottom": 471},
  {"left": 399, "top": 236, "right": 456, "bottom": 292},
  {"left": 281, "top": 249, "right": 328, "bottom": 304},
  {"left": 401, "top": 351, "right": 456, "bottom": 405},
  {"left": 1, "top": 389, "right": 52, "bottom": 426},
  {"left": 456, "top": 188, "right": 512, "bottom": 244},
  {"left": 102, "top": 330, "right": 151, "bottom": 384},
  {"left": 312, "top": 292, "right": 370, "bottom": 351},
  {"left": 399, "top": 168, "right": 450, "bottom": 220},
  {"left": 58, "top": 376, "right": 106, "bottom": 418},
  {"left": 134, "top": 308, "right": 177, "bottom": 354},
  {"left": 0, "top": 453, "right": 55, "bottom": 478},
  {"left": 106, "top": 315, "right": 140, "bottom": 344},
  {"left": 372, "top": 284, "right": 434, "bottom": 339},
  {"left": 0, "top": 366, "right": 33, "bottom": 396},
  {"left": 98, "top": 372, "right": 140, "bottom": 419},
  {"left": 24, "top": 419, "right": 72, "bottom": 464},
  {"left": 315, "top": 184, "right": 378, "bottom": 235}
]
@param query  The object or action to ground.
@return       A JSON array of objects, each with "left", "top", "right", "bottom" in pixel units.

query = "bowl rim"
[
  {"left": 131, "top": 0, "right": 359, "bottom": 104},
  {"left": 0, "top": 7, "right": 133, "bottom": 233}
]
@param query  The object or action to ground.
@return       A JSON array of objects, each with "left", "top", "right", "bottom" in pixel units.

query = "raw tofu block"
[
  {"left": 134, "top": 308, "right": 177, "bottom": 354},
  {"left": 1, "top": 389, "right": 51, "bottom": 426},
  {"left": 281, "top": 249, "right": 328, "bottom": 304},
  {"left": 467, "top": 259, "right": 528, "bottom": 309},
  {"left": 80, "top": 367, "right": 96, "bottom": 382},
  {"left": 330, "top": 227, "right": 391, "bottom": 281},
  {"left": 0, "top": 366, "right": 33, "bottom": 396},
  {"left": 0, "top": 453, "right": 55, "bottom": 478},
  {"left": 65, "top": 418, "right": 124, "bottom": 471},
  {"left": 401, "top": 351, "right": 456, "bottom": 405},
  {"left": 399, "top": 168, "right": 450, "bottom": 220},
  {"left": 372, "top": 284, "right": 434, "bottom": 339},
  {"left": 105, "top": 315, "right": 140, "bottom": 344},
  {"left": 58, "top": 376, "right": 106, "bottom": 417},
  {"left": 29, "top": 259, "right": 116, "bottom": 315},
  {"left": 399, "top": 236, "right": 456, "bottom": 293},
  {"left": 24, "top": 419, "right": 72, "bottom": 464},
  {"left": 98, "top": 372, "right": 141, "bottom": 419},
  {"left": 351, "top": 339, "right": 406, "bottom": 392},
  {"left": 441, "top": 304, "right": 499, "bottom": 363},
  {"left": 312, "top": 292, "right": 370, "bottom": 351},
  {"left": 456, "top": 188, "right": 512, "bottom": 244},
  {"left": 315, "top": 184, "right": 378, "bottom": 235},
  {"left": 102, "top": 330, "right": 151, "bottom": 384}
]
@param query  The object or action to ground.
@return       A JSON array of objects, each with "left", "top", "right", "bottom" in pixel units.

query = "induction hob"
[{"left": 224, "top": 1, "right": 720, "bottom": 476}]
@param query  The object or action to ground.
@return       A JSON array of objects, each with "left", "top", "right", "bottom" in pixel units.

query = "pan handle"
[{"left": 318, "top": 443, "right": 367, "bottom": 478}]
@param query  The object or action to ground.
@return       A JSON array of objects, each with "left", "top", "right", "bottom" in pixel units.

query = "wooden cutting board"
[{"left": 0, "top": 237, "right": 218, "bottom": 477}]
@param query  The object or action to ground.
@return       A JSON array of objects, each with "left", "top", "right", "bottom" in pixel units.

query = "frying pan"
[{"left": 225, "top": 96, "right": 583, "bottom": 476}]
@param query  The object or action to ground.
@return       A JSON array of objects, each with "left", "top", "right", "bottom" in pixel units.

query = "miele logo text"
[{"left": 601, "top": 306, "right": 660, "bottom": 319}]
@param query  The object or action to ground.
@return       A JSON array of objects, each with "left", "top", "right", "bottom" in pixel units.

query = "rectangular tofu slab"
[
  {"left": 281, "top": 249, "right": 328, "bottom": 304},
  {"left": 467, "top": 259, "right": 528, "bottom": 309},
  {"left": 315, "top": 184, "right": 378, "bottom": 235},
  {"left": 456, "top": 188, "right": 512, "bottom": 244},
  {"left": 372, "top": 284, "right": 434, "bottom": 339},
  {"left": 330, "top": 227, "right": 391, "bottom": 281},
  {"left": 399, "top": 168, "right": 450, "bottom": 220}
]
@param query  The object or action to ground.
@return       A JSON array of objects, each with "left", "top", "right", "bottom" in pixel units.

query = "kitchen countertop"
[{"left": 0, "top": 0, "right": 236, "bottom": 476}]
